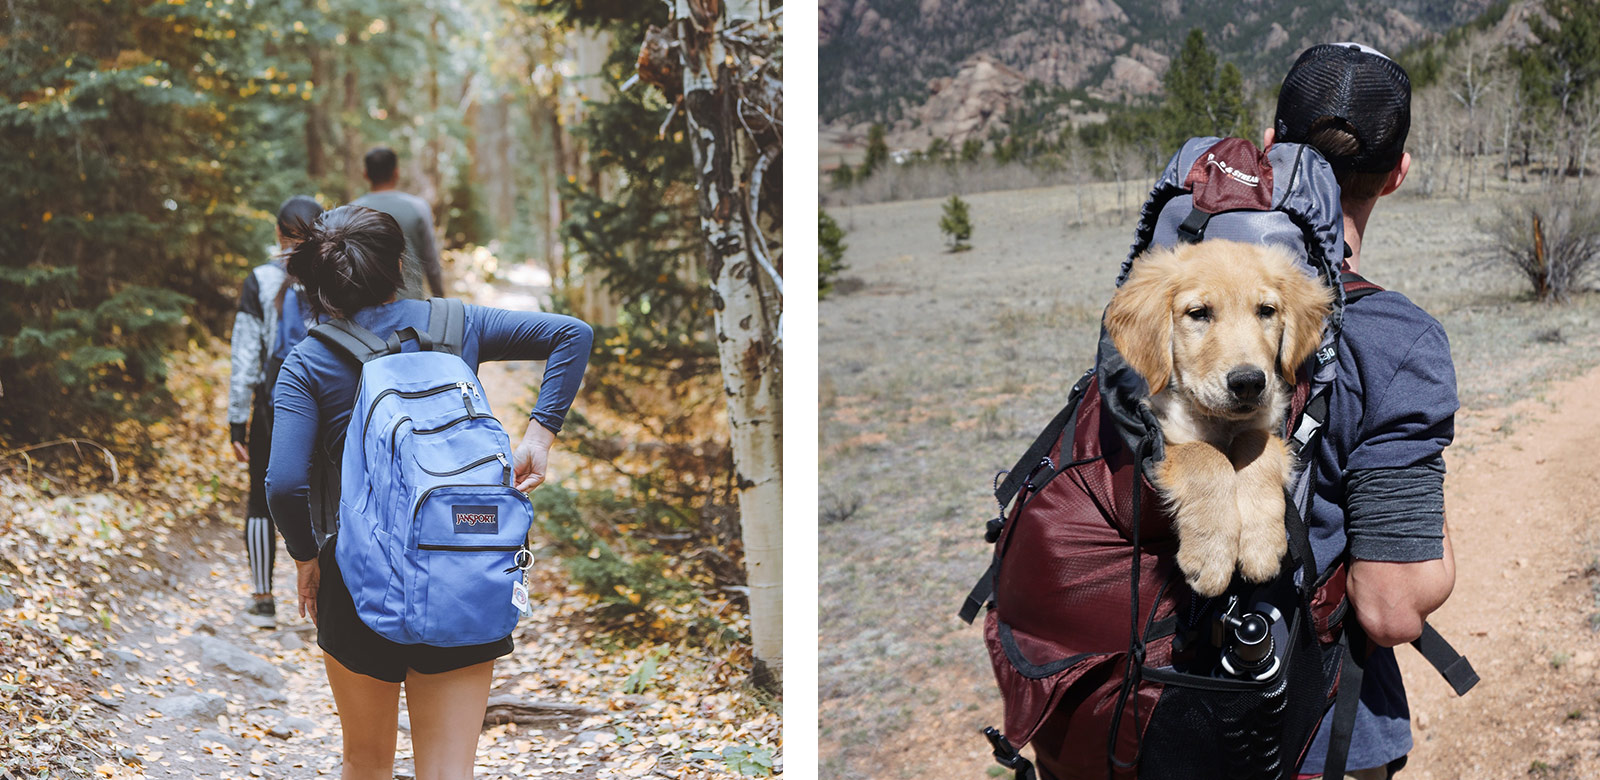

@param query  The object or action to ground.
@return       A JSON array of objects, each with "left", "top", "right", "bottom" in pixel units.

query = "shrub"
[
  {"left": 0, "top": 267, "right": 191, "bottom": 448},
  {"left": 940, "top": 194, "right": 973, "bottom": 251},
  {"left": 1479, "top": 194, "right": 1600, "bottom": 302},
  {"left": 819, "top": 209, "right": 848, "bottom": 298},
  {"left": 530, "top": 484, "right": 694, "bottom": 619}
]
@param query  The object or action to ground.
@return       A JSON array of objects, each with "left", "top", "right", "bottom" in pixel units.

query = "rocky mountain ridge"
[{"left": 820, "top": 0, "right": 1505, "bottom": 145}]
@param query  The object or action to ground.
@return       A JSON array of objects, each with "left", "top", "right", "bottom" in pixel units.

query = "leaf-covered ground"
[{"left": 1, "top": 335, "right": 779, "bottom": 778}]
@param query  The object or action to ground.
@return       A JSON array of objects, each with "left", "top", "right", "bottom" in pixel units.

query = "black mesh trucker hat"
[{"left": 1275, "top": 43, "right": 1411, "bottom": 173}]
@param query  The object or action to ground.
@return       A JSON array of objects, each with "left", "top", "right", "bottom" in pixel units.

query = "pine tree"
[
  {"left": 861, "top": 122, "right": 889, "bottom": 178},
  {"left": 0, "top": 0, "right": 308, "bottom": 448},
  {"left": 1517, "top": 0, "right": 1600, "bottom": 175},
  {"left": 1159, "top": 28, "right": 1254, "bottom": 153},
  {"left": 941, "top": 195, "right": 973, "bottom": 251},
  {"left": 819, "top": 209, "right": 848, "bottom": 298}
]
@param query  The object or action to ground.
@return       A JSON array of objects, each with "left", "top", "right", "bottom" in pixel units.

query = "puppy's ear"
[
  {"left": 1106, "top": 254, "right": 1175, "bottom": 394},
  {"left": 1275, "top": 264, "right": 1334, "bottom": 385}
]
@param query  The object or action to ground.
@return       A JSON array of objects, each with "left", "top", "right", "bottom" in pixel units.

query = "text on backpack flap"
[
  {"left": 1182, "top": 137, "right": 1275, "bottom": 214},
  {"left": 453, "top": 504, "right": 499, "bottom": 534}
]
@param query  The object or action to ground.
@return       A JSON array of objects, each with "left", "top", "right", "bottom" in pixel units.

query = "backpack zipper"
[
  {"left": 417, "top": 453, "right": 507, "bottom": 478},
  {"left": 387, "top": 412, "right": 496, "bottom": 456},
  {"left": 363, "top": 383, "right": 465, "bottom": 439},
  {"left": 417, "top": 543, "right": 522, "bottom": 552}
]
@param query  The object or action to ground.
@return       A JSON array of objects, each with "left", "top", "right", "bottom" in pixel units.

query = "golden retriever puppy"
[{"left": 1105, "top": 240, "right": 1333, "bottom": 597}]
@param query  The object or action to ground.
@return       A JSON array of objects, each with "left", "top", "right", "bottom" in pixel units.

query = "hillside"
[{"left": 819, "top": 0, "right": 1500, "bottom": 130}]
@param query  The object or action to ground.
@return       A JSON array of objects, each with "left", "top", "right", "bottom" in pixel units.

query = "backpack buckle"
[
  {"left": 983, "top": 727, "right": 1035, "bottom": 774},
  {"left": 984, "top": 516, "right": 1005, "bottom": 544}
]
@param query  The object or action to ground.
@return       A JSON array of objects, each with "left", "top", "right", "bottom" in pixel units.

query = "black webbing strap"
[
  {"left": 994, "top": 397, "right": 1080, "bottom": 511},
  {"left": 983, "top": 727, "right": 1038, "bottom": 780},
  {"left": 959, "top": 564, "right": 997, "bottom": 625},
  {"left": 426, "top": 297, "right": 467, "bottom": 356},
  {"left": 1322, "top": 627, "right": 1366, "bottom": 780},
  {"left": 310, "top": 318, "right": 392, "bottom": 364},
  {"left": 1107, "top": 424, "right": 1158, "bottom": 778},
  {"left": 962, "top": 376, "right": 1091, "bottom": 625},
  {"left": 1280, "top": 484, "right": 1318, "bottom": 591},
  {"left": 384, "top": 326, "right": 435, "bottom": 354},
  {"left": 1288, "top": 390, "right": 1328, "bottom": 458},
  {"left": 1176, "top": 207, "right": 1211, "bottom": 243},
  {"left": 1412, "top": 622, "right": 1479, "bottom": 696}
]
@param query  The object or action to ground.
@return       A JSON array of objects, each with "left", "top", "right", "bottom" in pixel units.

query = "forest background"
[{"left": 0, "top": 0, "right": 785, "bottom": 776}]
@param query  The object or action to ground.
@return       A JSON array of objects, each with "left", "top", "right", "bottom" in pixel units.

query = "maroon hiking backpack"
[{"left": 959, "top": 138, "right": 1478, "bottom": 780}]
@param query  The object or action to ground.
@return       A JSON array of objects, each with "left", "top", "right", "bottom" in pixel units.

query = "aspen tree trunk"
[
  {"left": 669, "top": 0, "right": 783, "bottom": 687},
  {"left": 341, "top": 35, "right": 363, "bottom": 202},
  {"left": 306, "top": 48, "right": 329, "bottom": 180}
]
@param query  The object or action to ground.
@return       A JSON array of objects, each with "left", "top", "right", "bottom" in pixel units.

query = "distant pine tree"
[
  {"left": 940, "top": 195, "right": 973, "bottom": 251},
  {"left": 861, "top": 123, "right": 889, "bottom": 179},
  {"left": 819, "top": 209, "right": 848, "bottom": 298},
  {"left": 1160, "top": 29, "right": 1255, "bottom": 153}
]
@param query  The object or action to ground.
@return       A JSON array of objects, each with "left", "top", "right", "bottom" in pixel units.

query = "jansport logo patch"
[{"left": 453, "top": 504, "right": 498, "bottom": 534}]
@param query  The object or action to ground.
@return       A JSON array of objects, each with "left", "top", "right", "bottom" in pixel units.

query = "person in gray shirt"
[{"left": 351, "top": 146, "right": 446, "bottom": 300}]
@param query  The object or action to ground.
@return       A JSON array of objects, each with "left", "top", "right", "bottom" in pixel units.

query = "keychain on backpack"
[{"left": 509, "top": 548, "right": 534, "bottom": 616}]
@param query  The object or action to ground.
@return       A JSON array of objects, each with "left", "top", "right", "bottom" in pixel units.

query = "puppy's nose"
[{"left": 1227, "top": 367, "right": 1267, "bottom": 400}]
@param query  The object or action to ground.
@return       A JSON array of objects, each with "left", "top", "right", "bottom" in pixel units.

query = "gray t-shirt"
[{"left": 351, "top": 190, "right": 442, "bottom": 300}]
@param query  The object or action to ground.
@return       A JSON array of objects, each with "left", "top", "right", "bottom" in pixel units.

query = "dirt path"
[
  {"left": 82, "top": 518, "right": 618, "bottom": 780},
  {"left": 1401, "top": 362, "right": 1600, "bottom": 779},
  {"left": 47, "top": 261, "right": 777, "bottom": 780}
]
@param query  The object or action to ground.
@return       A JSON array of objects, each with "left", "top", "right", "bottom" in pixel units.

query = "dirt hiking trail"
[
  {"left": 0, "top": 263, "right": 777, "bottom": 780},
  {"left": 1401, "top": 361, "right": 1600, "bottom": 779}
]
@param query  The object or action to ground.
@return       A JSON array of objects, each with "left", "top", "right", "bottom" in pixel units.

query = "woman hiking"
[
  {"left": 226, "top": 195, "right": 323, "bottom": 628},
  {"left": 264, "top": 205, "right": 592, "bottom": 780}
]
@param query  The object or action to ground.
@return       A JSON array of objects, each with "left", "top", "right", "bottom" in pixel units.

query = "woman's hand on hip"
[
  {"left": 513, "top": 422, "right": 556, "bottom": 492},
  {"left": 295, "top": 557, "right": 321, "bottom": 625}
]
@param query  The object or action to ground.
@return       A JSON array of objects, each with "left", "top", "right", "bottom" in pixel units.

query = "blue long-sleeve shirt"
[{"left": 265, "top": 298, "right": 593, "bottom": 561}]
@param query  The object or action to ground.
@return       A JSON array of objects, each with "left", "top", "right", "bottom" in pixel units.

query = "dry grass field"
[{"left": 817, "top": 179, "right": 1600, "bottom": 779}]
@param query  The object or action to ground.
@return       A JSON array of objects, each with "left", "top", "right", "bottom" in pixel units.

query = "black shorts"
[{"left": 316, "top": 536, "right": 513, "bottom": 683}]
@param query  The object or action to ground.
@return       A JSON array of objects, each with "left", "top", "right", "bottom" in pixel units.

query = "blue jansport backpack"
[{"left": 311, "top": 298, "right": 533, "bottom": 646}]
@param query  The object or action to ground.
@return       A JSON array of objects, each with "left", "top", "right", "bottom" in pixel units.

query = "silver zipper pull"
[
  {"left": 497, "top": 452, "right": 511, "bottom": 486},
  {"left": 458, "top": 381, "right": 476, "bottom": 416}
]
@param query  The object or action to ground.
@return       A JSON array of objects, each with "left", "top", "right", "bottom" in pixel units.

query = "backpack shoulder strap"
[
  {"left": 426, "top": 297, "right": 467, "bottom": 356},
  {"left": 1340, "top": 270, "right": 1384, "bottom": 304},
  {"left": 959, "top": 370, "right": 1094, "bottom": 625},
  {"left": 310, "top": 318, "right": 391, "bottom": 364}
]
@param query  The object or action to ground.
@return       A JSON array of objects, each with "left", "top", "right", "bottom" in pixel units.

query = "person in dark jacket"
[
  {"left": 265, "top": 205, "right": 592, "bottom": 779},
  {"left": 226, "top": 195, "right": 322, "bottom": 627}
]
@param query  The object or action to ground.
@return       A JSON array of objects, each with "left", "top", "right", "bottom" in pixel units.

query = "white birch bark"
[{"left": 670, "top": 0, "right": 784, "bottom": 685}]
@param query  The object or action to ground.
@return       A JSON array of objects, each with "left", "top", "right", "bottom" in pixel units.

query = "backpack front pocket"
[{"left": 408, "top": 485, "right": 533, "bottom": 645}]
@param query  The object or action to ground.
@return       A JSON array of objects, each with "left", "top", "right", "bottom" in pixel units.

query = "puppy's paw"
[
  {"left": 1232, "top": 433, "right": 1290, "bottom": 584},
  {"left": 1237, "top": 531, "right": 1286, "bottom": 583},
  {"left": 1177, "top": 541, "right": 1237, "bottom": 597}
]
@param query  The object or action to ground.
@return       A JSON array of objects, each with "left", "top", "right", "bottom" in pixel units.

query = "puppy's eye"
[
  {"left": 1257, "top": 304, "right": 1277, "bottom": 318},
  {"left": 1186, "top": 306, "right": 1212, "bottom": 321}
]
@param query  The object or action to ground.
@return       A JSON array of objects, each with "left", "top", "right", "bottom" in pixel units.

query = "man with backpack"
[
  {"left": 964, "top": 41, "right": 1473, "bottom": 780},
  {"left": 1266, "top": 43, "right": 1458, "bottom": 779}
]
